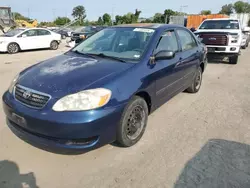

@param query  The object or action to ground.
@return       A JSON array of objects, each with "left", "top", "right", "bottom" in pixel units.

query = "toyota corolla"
[{"left": 2, "top": 24, "right": 207, "bottom": 153}]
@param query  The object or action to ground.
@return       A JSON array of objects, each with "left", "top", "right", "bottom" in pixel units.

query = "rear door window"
[{"left": 37, "top": 29, "right": 51, "bottom": 36}]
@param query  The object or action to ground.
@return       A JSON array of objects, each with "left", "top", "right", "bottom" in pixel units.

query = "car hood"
[
  {"left": 18, "top": 52, "right": 135, "bottom": 98},
  {"left": 195, "top": 29, "right": 241, "bottom": 35}
]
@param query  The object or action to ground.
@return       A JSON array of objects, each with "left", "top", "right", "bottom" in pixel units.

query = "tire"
[
  {"left": 186, "top": 66, "right": 203, "bottom": 93},
  {"left": 229, "top": 55, "right": 238, "bottom": 64},
  {"left": 242, "top": 45, "right": 246, "bottom": 49},
  {"left": 50, "top": 41, "right": 59, "bottom": 50},
  {"left": 116, "top": 96, "right": 148, "bottom": 147},
  {"left": 7, "top": 43, "right": 19, "bottom": 54}
]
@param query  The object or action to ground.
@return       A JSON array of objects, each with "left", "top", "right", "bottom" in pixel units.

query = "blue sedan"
[{"left": 2, "top": 24, "right": 207, "bottom": 153}]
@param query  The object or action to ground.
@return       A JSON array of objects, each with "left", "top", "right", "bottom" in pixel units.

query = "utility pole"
[
  {"left": 27, "top": 8, "right": 30, "bottom": 18},
  {"left": 52, "top": 9, "right": 56, "bottom": 20},
  {"left": 180, "top": 5, "right": 188, "bottom": 15},
  {"left": 111, "top": 6, "right": 114, "bottom": 25}
]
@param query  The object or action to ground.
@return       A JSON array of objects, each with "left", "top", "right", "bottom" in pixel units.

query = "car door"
[
  {"left": 16, "top": 29, "right": 39, "bottom": 50},
  {"left": 154, "top": 30, "right": 183, "bottom": 102},
  {"left": 36, "top": 29, "right": 52, "bottom": 48},
  {"left": 175, "top": 29, "right": 200, "bottom": 87}
]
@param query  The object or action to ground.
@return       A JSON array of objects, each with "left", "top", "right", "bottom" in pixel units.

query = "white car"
[{"left": 0, "top": 28, "right": 61, "bottom": 54}]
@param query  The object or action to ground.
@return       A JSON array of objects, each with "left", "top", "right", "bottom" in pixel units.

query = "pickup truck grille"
[
  {"left": 14, "top": 85, "right": 50, "bottom": 109},
  {"left": 199, "top": 34, "right": 228, "bottom": 46}
]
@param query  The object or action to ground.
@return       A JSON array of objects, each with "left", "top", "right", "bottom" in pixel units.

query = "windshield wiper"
[
  {"left": 89, "top": 53, "right": 127, "bottom": 63},
  {"left": 72, "top": 50, "right": 97, "bottom": 59}
]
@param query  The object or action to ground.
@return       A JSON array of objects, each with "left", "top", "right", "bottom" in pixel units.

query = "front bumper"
[
  {"left": 2, "top": 91, "right": 125, "bottom": 153},
  {"left": 206, "top": 45, "right": 240, "bottom": 54}
]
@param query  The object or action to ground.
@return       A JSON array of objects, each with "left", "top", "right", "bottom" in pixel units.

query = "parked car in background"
[
  {"left": 241, "top": 26, "right": 250, "bottom": 49},
  {"left": 195, "top": 18, "right": 244, "bottom": 64},
  {"left": 52, "top": 28, "right": 72, "bottom": 39},
  {"left": 2, "top": 24, "right": 207, "bottom": 153},
  {"left": 71, "top": 26, "right": 107, "bottom": 44},
  {"left": 0, "top": 28, "right": 61, "bottom": 53}
]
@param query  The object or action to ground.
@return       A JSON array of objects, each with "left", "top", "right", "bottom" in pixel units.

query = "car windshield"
[
  {"left": 74, "top": 27, "right": 93, "bottom": 33},
  {"left": 199, "top": 20, "right": 240, "bottom": 30},
  {"left": 2, "top": 29, "right": 25, "bottom": 37},
  {"left": 72, "top": 27, "right": 155, "bottom": 61}
]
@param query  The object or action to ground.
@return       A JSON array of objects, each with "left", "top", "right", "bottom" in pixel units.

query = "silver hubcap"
[
  {"left": 51, "top": 42, "right": 57, "bottom": 49},
  {"left": 8, "top": 44, "right": 18, "bottom": 53},
  {"left": 195, "top": 70, "right": 202, "bottom": 90}
]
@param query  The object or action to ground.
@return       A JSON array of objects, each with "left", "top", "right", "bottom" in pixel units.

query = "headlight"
[
  {"left": 230, "top": 34, "right": 239, "bottom": 39},
  {"left": 52, "top": 88, "right": 112, "bottom": 111},
  {"left": 80, "top": 35, "right": 85, "bottom": 39},
  {"left": 8, "top": 74, "right": 19, "bottom": 94}
]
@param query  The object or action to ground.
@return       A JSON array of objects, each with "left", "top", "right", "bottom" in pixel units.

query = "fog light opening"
[{"left": 230, "top": 47, "right": 236, "bottom": 51}]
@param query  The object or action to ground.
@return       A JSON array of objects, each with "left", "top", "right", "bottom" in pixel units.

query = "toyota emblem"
[{"left": 23, "top": 91, "right": 31, "bottom": 99}]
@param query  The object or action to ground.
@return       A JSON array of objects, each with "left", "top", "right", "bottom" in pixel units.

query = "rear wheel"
[
  {"left": 186, "top": 66, "right": 203, "bottom": 93},
  {"left": 7, "top": 43, "right": 19, "bottom": 54},
  {"left": 116, "top": 96, "right": 148, "bottom": 147},
  {"left": 50, "top": 41, "right": 59, "bottom": 50},
  {"left": 229, "top": 55, "right": 238, "bottom": 64}
]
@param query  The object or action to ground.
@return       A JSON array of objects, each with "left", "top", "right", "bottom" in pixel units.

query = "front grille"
[
  {"left": 200, "top": 34, "right": 228, "bottom": 46},
  {"left": 14, "top": 85, "right": 50, "bottom": 109}
]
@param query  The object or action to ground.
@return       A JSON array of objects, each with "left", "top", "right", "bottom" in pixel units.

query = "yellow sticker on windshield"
[{"left": 133, "top": 28, "right": 154, "bottom": 33}]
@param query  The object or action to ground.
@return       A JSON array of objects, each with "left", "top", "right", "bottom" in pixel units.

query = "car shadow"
[
  {"left": 207, "top": 56, "right": 230, "bottom": 64},
  {"left": 174, "top": 139, "right": 250, "bottom": 188},
  {"left": 0, "top": 160, "right": 39, "bottom": 188}
]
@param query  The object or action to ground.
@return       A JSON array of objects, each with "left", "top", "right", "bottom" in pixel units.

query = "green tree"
[
  {"left": 72, "top": 5, "right": 86, "bottom": 25},
  {"left": 164, "top": 9, "right": 176, "bottom": 23},
  {"left": 234, "top": 1, "right": 250, "bottom": 13},
  {"left": 152, "top": 13, "right": 165, "bottom": 23},
  {"left": 13, "top": 12, "right": 31, "bottom": 21},
  {"left": 97, "top": 17, "right": 103, "bottom": 25},
  {"left": 53, "top": 17, "right": 71, "bottom": 26},
  {"left": 102, "top": 13, "right": 112, "bottom": 25},
  {"left": 200, "top": 10, "right": 212, "bottom": 15},
  {"left": 131, "top": 9, "right": 141, "bottom": 23},
  {"left": 219, "top": 4, "right": 233, "bottom": 15},
  {"left": 115, "top": 15, "right": 123, "bottom": 25}
]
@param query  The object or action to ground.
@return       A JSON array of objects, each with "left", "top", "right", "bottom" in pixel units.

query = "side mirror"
[
  {"left": 22, "top": 34, "right": 27, "bottom": 38},
  {"left": 242, "top": 27, "right": 250, "bottom": 32},
  {"left": 155, "top": 50, "right": 175, "bottom": 61}
]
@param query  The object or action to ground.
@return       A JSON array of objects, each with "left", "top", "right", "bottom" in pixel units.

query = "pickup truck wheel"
[
  {"left": 7, "top": 43, "right": 19, "bottom": 54},
  {"left": 242, "top": 45, "right": 246, "bottom": 49},
  {"left": 50, "top": 41, "right": 59, "bottom": 50},
  {"left": 229, "top": 55, "right": 238, "bottom": 64},
  {"left": 116, "top": 96, "right": 148, "bottom": 147},
  {"left": 186, "top": 67, "right": 202, "bottom": 93}
]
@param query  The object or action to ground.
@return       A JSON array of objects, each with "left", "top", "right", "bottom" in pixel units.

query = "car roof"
[{"left": 112, "top": 23, "right": 185, "bottom": 29}]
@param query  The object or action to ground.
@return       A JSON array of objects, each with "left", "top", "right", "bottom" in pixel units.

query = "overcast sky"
[{"left": 3, "top": 0, "right": 235, "bottom": 21}]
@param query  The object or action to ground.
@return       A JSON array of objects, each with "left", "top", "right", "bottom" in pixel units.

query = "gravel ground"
[{"left": 0, "top": 42, "right": 250, "bottom": 188}]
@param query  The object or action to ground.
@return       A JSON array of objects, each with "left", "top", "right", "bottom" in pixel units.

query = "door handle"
[{"left": 176, "top": 58, "right": 183, "bottom": 66}]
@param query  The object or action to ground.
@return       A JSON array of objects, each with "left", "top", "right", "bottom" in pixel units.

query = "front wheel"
[
  {"left": 116, "top": 96, "right": 148, "bottom": 147},
  {"left": 186, "top": 66, "right": 203, "bottom": 93},
  {"left": 50, "top": 41, "right": 59, "bottom": 50}
]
